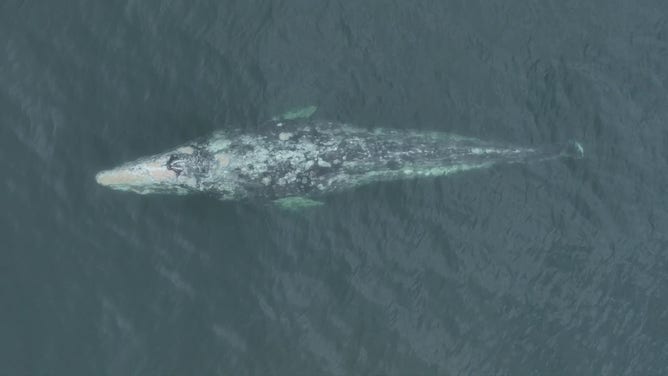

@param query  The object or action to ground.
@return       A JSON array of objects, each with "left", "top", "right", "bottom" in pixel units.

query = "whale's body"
[{"left": 96, "top": 119, "right": 583, "bottom": 206}]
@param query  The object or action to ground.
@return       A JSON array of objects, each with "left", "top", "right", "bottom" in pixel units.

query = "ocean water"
[{"left": 2, "top": 0, "right": 668, "bottom": 374}]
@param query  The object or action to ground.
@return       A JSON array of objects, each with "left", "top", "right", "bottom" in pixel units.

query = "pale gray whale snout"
[
  {"left": 95, "top": 145, "right": 204, "bottom": 195},
  {"left": 96, "top": 117, "right": 584, "bottom": 207}
]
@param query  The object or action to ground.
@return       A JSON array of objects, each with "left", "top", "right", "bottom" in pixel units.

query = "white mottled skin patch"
[
  {"left": 177, "top": 146, "right": 195, "bottom": 154},
  {"left": 215, "top": 154, "right": 231, "bottom": 167},
  {"left": 208, "top": 136, "right": 231, "bottom": 153}
]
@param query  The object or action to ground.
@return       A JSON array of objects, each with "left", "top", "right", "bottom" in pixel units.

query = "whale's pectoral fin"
[
  {"left": 273, "top": 196, "right": 324, "bottom": 210},
  {"left": 271, "top": 105, "right": 318, "bottom": 121}
]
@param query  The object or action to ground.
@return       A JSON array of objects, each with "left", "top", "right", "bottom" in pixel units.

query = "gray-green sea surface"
[{"left": 2, "top": 1, "right": 667, "bottom": 374}]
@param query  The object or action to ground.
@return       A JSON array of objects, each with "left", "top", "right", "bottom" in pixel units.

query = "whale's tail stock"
[{"left": 560, "top": 140, "right": 585, "bottom": 159}]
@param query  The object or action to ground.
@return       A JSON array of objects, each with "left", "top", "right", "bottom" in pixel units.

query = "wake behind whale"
[{"left": 96, "top": 115, "right": 583, "bottom": 208}]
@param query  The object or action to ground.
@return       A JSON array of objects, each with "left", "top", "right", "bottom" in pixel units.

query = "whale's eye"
[{"left": 167, "top": 154, "right": 185, "bottom": 176}]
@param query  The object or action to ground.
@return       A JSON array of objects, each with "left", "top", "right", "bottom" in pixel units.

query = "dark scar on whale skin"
[{"left": 166, "top": 154, "right": 184, "bottom": 176}]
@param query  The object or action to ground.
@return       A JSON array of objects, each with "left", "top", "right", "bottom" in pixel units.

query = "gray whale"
[{"left": 96, "top": 119, "right": 583, "bottom": 207}]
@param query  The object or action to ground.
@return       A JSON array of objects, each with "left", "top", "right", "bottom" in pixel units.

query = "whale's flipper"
[
  {"left": 272, "top": 105, "right": 318, "bottom": 121},
  {"left": 273, "top": 196, "right": 324, "bottom": 210}
]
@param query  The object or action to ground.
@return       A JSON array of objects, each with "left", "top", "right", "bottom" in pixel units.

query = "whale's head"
[{"left": 96, "top": 145, "right": 214, "bottom": 195}]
